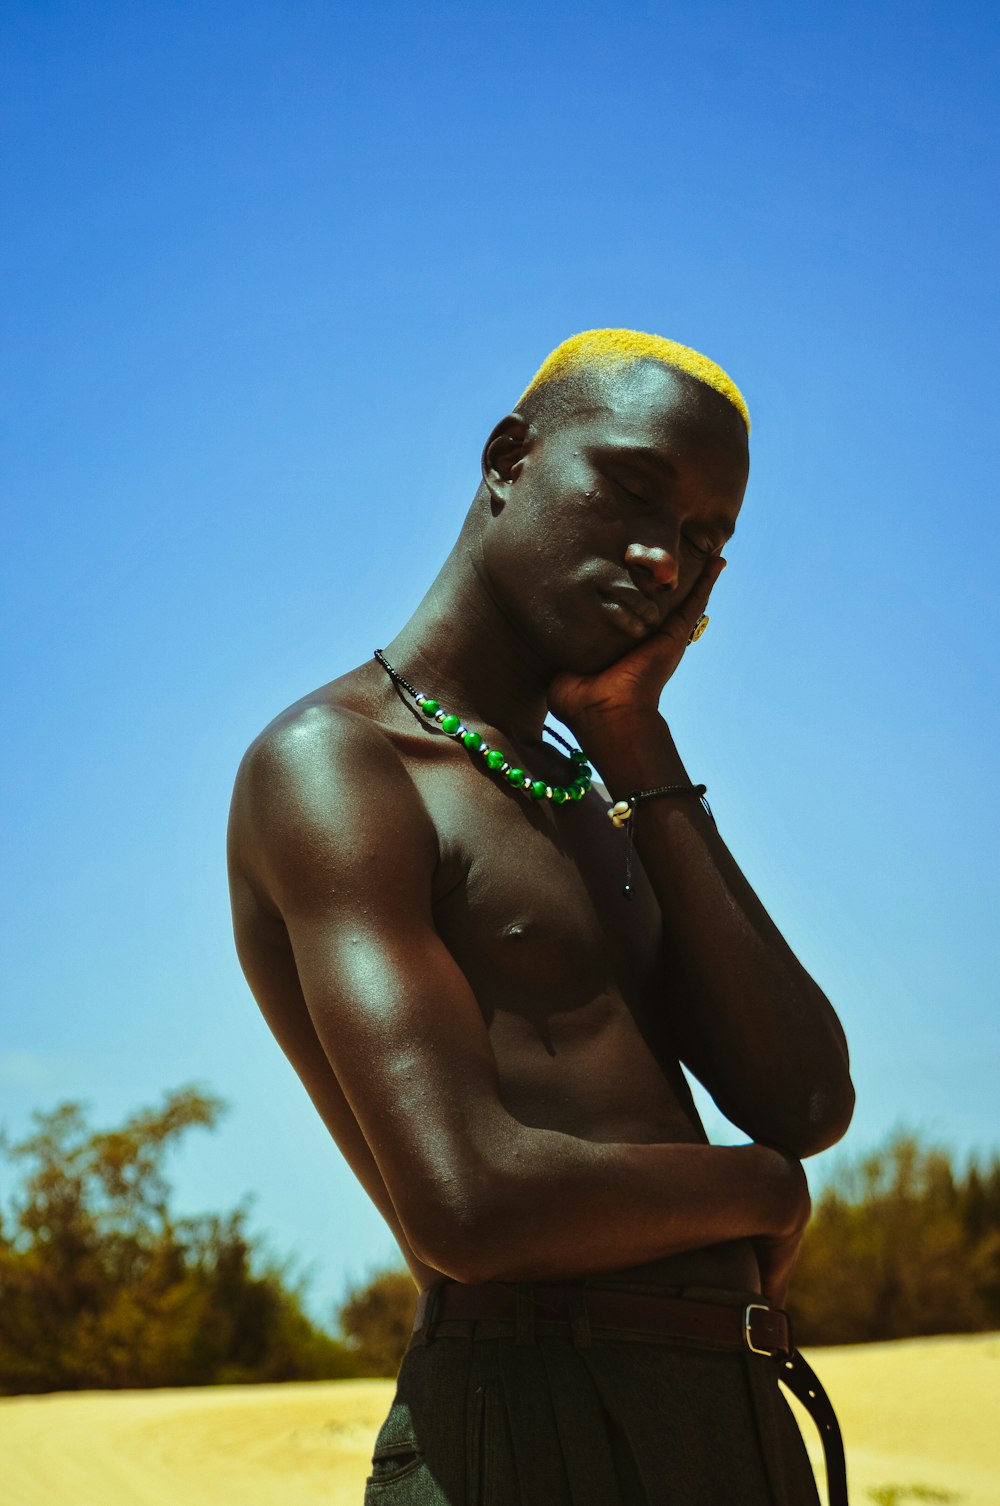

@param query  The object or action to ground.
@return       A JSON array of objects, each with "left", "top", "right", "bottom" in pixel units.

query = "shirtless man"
[{"left": 227, "top": 329, "right": 854, "bottom": 1505}]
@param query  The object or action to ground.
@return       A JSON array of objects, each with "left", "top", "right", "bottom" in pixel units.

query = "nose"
[{"left": 624, "top": 538, "right": 680, "bottom": 591}]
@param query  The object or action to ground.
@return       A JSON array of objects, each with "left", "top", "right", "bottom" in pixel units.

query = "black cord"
[
  {"left": 374, "top": 648, "right": 419, "bottom": 699},
  {"left": 374, "top": 649, "right": 577, "bottom": 757}
]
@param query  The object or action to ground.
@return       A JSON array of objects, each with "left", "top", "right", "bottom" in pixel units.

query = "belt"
[{"left": 412, "top": 1281, "right": 848, "bottom": 1506}]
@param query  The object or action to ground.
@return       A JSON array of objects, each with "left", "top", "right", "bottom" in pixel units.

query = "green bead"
[
  {"left": 463, "top": 731, "right": 482, "bottom": 750},
  {"left": 570, "top": 749, "right": 588, "bottom": 762},
  {"left": 486, "top": 749, "right": 505, "bottom": 770},
  {"left": 573, "top": 764, "right": 593, "bottom": 781},
  {"left": 551, "top": 786, "right": 568, "bottom": 803},
  {"left": 506, "top": 767, "right": 526, "bottom": 787},
  {"left": 420, "top": 699, "right": 439, "bottom": 717},
  {"left": 440, "top": 714, "right": 460, "bottom": 734},
  {"left": 530, "top": 780, "right": 548, "bottom": 799},
  {"left": 568, "top": 784, "right": 584, "bottom": 800}
]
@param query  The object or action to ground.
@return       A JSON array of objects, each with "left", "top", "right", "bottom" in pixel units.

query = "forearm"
[
  {"left": 583, "top": 710, "right": 853, "bottom": 1155},
  {"left": 416, "top": 1130, "right": 803, "bottom": 1285}
]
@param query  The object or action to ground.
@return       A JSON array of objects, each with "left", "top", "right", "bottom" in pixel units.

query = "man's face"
[{"left": 480, "top": 362, "right": 749, "bottom": 674}]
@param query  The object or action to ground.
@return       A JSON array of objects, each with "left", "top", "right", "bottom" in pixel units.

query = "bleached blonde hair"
[{"left": 516, "top": 327, "right": 750, "bottom": 433}]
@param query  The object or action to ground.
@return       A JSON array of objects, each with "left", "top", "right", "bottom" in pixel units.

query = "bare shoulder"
[
  {"left": 231, "top": 693, "right": 407, "bottom": 817},
  {"left": 228, "top": 691, "right": 437, "bottom": 915}
]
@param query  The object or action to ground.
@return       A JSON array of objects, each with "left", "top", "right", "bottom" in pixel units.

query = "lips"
[{"left": 599, "top": 587, "right": 661, "bottom": 633}]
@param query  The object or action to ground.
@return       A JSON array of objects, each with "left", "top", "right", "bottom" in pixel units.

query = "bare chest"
[
  {"left": 400, "top": 736, "right": 696, "bottom": 1137},
  {"left": 416, "top": 737, "right": 651, "bottom": 964}
]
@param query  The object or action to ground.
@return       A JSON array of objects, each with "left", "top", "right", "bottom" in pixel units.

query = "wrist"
[
  {"left": 574, "top": 710, "right": 686, "bottom": 793},
  {"left": 572, "top": 710, "right": 669, "bottom": 776},
  {"left": 750, "top": 1145, "right": 811, "bottom": 1238},
  {"left": 570, "top": 706, "right": 664, "bottom": 745}
]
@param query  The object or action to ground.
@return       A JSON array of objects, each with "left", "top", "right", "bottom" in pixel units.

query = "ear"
[{"left": 481, "top": 413, "right": 532, "bottom": 511}]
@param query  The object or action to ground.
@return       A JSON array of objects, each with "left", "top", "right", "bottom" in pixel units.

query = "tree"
[
  {"left": 0, "top": 1087, "right": 361, "bottom": 1393},
  {"left": 337, "top": 1266, "right": 418, "bottom": 1376}
]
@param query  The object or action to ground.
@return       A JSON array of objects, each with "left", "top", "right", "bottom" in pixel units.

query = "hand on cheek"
[{"left": 547, "top": 557, "right": 728, "bottom": 730}]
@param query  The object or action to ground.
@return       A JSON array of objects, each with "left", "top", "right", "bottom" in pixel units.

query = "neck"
[{"left": 382, "top": 502, "right": 553, "bottom": 745}]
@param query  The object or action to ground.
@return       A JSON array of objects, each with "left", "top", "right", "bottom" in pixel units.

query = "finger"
[
  {"left": 761, "top": 1267, "right": 788, "bottom": 1308},
  {"left": 662, "top": 556, "right": 727, "bottom": 643},
  {"left": 687, "top": 555, "right": 726, "bottom": 619}
]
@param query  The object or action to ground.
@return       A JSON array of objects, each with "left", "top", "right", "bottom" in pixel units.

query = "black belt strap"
[{"left": 773, "top": 1346, "right": 848, "bottom": 1506}]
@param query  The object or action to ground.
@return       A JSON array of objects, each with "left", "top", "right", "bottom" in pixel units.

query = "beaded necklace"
[{"left": 374, "top": 649, "right": 593, "bottom": 804}]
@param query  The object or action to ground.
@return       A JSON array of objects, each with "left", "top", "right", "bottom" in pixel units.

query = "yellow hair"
[{"left": 516, "top": 327, "right": 750, "bottom": 433}]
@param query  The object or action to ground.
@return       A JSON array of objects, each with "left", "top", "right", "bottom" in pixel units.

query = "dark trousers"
[{"left": 363, "top": 1282, "right": 822, "bottom": 1505}]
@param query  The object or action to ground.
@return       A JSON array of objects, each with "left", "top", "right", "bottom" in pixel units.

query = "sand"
[{"left": 1, "top": 1333, "right": 997, "bottom": 1506}]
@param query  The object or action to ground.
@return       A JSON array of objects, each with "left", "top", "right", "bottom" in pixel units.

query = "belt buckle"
[{"left": 744, "top": 1301, "right": 784, "bottom": 1356}]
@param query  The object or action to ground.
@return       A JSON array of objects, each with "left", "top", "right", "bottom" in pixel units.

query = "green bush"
[{"left": 0, "top": 1087, "right": 361, "bottom": 1393}]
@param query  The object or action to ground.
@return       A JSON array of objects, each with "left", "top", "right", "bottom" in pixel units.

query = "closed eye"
[
  {"left": 615, "top": 479, "right": 657, "bottom": 509},
  {"left": 614, "top": 478, "right": 724, "bottom": 557}
]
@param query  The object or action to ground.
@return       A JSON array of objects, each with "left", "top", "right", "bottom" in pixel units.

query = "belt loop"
[
  {"left": 515, "top": 1284, "right": 536, "bottom": 1345},
  {"left": 566, "top": 1284, "right": 592, "bottom": 1349},
  {"left": 422, "top": 1280, "right": 444, "bottom": 1345}
]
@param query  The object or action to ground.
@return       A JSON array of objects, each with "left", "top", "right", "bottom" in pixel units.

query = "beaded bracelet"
[{"left": 609, "top": 783, "right": 714, "bottom": 900}]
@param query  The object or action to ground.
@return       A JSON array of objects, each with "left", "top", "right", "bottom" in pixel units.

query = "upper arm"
[{"left": 229, "top": 706, "right": 507, "bottom": 1274}]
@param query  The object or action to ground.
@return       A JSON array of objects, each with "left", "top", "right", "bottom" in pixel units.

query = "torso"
[{"left": 230, "top": 662, "right": 761, "bottom": 1295}]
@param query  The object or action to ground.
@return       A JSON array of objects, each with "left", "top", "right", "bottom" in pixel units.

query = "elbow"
[
  {"left": 727, "top": 1058, "right": 856, "bottom": 1160},
  {"left": 777, "top": 1071, "right": 856, "bottom": 1159},
  {"left": 806, "top": 1064, "right": 855, "bottom": 1154},
  {"left": 407, "top": 1218, "right": 493, "bottom": 1285},
  {"left": 400, "top": 1168, "right": 513, "bottom": 1285},
  {"left": 407, "top": 1206, "right": 554, "bottom": 1287}
]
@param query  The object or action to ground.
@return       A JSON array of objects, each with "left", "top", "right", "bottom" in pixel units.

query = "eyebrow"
[
  {"left": 613, "top": 445, "right": 738, "bottom": 539},
  {"left": 618, "top": 445, "right": 678, "bottom": 479}
]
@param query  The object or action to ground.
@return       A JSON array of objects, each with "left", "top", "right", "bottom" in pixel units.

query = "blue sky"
[{"left": 2, "top": 1, "right": 997, "bottom": 1326}]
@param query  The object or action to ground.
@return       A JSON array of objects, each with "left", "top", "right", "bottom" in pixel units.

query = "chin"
[
  {"left": 556, "top": 636, "right": 623, "bottom": 677},
  {"left": 525, "top": 605, "right": 619, "bottom": 677}
]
